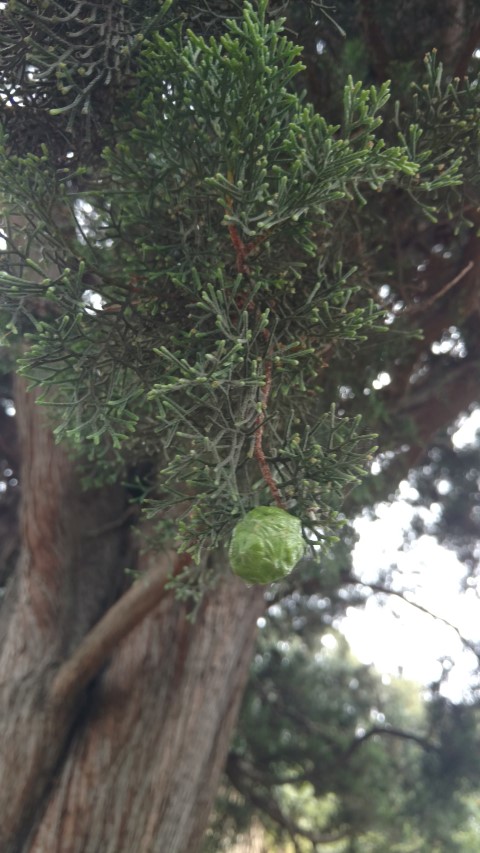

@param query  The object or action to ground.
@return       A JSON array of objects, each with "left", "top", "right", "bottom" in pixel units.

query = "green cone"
[{"left": 229, "top": 507, "right": 304, "bottom": 584}]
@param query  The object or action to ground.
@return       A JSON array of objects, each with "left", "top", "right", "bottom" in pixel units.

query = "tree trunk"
[
  {"left": 0, "top": 379, "right": 265, "bottom": 853},
  {"left": 29, "top": 574, "right": 263, "bottom": 853}
]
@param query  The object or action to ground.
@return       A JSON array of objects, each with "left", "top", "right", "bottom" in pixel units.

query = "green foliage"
[
  {"left": 0, "top": 0, "right": 173, "bottom": 154},
  {"left": 392, "top": 52, "right": 480, "bottom": 219},
  {"left": 204, "top": 624, "right": 417, "bottom": 850},
  {"left": 407, "top": 434, "right": 480, "bottom": 571},
  {"left": 0, "top": 3, "right": 478, "bottom": 574},
  {"left": 0, "top": 2, "right": 428, "bottom": 562},
  {"left": 206, "top": 613, "right": 480, "bottom": 852}
]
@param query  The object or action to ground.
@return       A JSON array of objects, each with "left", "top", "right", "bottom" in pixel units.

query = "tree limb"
[
  {"left": 226, "top": 754, "right": 349, "bottom": 847},
  {"left": 404, "top": 260, "right": 474, "bottom": 314},
  {"left": 50, "top": 552, "right": 191, "bottom": 705},
  {"left": 228, "top": 752, "right": 314, "bottom": 788},
  {"left": 346, "top": 575, "right": 480, "bottom": 663},
  {"left": 346, "top": 724, "right": 438, "bottom": 758}
]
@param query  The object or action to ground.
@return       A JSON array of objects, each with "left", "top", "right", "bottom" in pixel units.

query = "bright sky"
[{"left": 337, "top": 410, "right": 480, "bottom": 702}]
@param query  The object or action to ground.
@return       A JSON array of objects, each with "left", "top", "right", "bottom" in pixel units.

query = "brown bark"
[
  {"left": 0, "top": 378, "right": 264, "bottom": 853},
  {"left": 360, "top": 0, "right": 391, "bottom": 82},
  {"left": 0, "top": 376, "right": 130, "bottom": 852},
  {"left": 439, "top": 0, "right": 467, "bottom": 67},
  {"left": 0, "top": 390, "right": 20, "bottom": 587},
  {"left": 28, "top": 572, "right": 263, "bottom": 853}
]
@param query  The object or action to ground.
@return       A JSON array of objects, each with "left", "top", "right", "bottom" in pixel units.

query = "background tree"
[
  {"left": 1, "top": 2, "right": 480, "bottom": 852},
  {"left": 207, "top": 602, "right": 480, "bottom": 851}
]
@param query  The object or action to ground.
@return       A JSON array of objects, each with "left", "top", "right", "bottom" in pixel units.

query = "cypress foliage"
[{"left": 0, "top": 2, "right": 476, "bottom": 574}]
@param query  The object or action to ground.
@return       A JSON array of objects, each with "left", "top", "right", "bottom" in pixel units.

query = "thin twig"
[
  {"left": 254, "top": 359, "right": 285, "bottom": 509},
  {"left": 227, "top": 222, "right": 249, "bottom": 273},
  {"left": 347, "top": 575, "right": 480, "bottom": 662},
  {"left": 85, "top": 505, "right": 137, "bottom": 537},
  {"left": 403, "top": 260, "right": 474, "bottom": 314},
  {"left": 225, "top": 176, "right": 284, "bottom": 507},
  {"left": 424, "top": 259, "right": 474, "bottom": 305}
]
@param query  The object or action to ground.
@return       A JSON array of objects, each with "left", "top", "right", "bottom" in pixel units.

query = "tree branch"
[
  {"left": 368, "top": 354, "right": 480, "bottom": 491},
  {"left": 226, "top": 755, "right": 349, "bottom": 847},
  {"left": 50, "top": 552, "right": 191, "bottom": 705},
  {"left": 346, "top": 574, "right": 480, "bottom": 663},
  {"left": 346, "top": 724, "right": 438, "bottom": 758},
  {"left": 254, "top": 359, "right": 285, "bottom": 509},
  {"left": 251, "top": 673, "right": 342, "bottom": 749},
  {"left": 227, "top": 752, "right": 314, "bottom": 789},
  {"left": 381, "top": 216, "right": 480, "bottom": 415},
  {"left": 404, "top": 260, "right": 474, "bottom": 314}
]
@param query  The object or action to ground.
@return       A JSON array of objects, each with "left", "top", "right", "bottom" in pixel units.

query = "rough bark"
[
  {"left": 28, "top": 572, "right": 264, "bottom": 853},
  {"left": 0, "top": 392, "right": 20, "bottom": 587},
  {"left": 0, "top": 377, "right": 264, "bottom": 853},
  {"left": 0, "top": 376, "right": 130, "bottom": 852}
]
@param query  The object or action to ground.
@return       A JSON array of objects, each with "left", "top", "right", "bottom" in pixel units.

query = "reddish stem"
[
  {"left": 227, "top": 225, "right": 268, "bottom": 274},
  {"left": 226, "top": 186, "right": 283, "bottom": 507},
  {"left": 254, "top": 359, "right": 285, "bottom": 509},
  {"left": 227, "top": 223, "right": 249, "bottom": 273}
]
